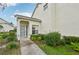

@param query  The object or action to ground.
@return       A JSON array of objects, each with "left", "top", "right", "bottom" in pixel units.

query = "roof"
[
  {"left": 0, "top": 18, "right": 14, "bottom": 27},
  {"left": 31, "top": 3, "right": 42, "bottom": 17},
  {"left": 15, "top": 14, "right": 41, "bottom": 22}
]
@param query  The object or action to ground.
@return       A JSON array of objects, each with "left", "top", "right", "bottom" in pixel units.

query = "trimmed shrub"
[
  {"left": 0, "top": 33, "right": 9, "bottom": 44},
  {"left": 63, "top": 36, "right": 79, "bottom": 44},
  {"left": 38, "top": 34, "right": 45, "bottom": 40},
  {"left": 70, "top": 42, "right": 79, "bottom": 52},
  {"left": 30, "top": 34, "right": 39, "bottom": 41},
  {"left": 7, "top": 31, "right": 17, "bottom": 42},
  {"left": 30, "top": 34, "right": 45, "bottom": 41},
  {"left": 7, "top": 36, "right": 16, "bottom": 42},
  {"left": 6, "top": 42, "right": 19, "bottom": 49},
  {"left": 0, "top": 36, "right": 3, "bottom": 43},
  {"left": 44, "top": 32, "right": 61, "bottom": 46},
  {"left": 2, "top": 33, "right": 8, "bottom": 39},
  {"left": 59, "top": 39, "right": 66, "bottom": 45},
  {"left": 9, "top": 29, "right": 16, "bottom": 33}
]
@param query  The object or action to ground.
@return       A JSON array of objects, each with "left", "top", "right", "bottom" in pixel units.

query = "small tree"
[{"left": 0, "top": 25, "right": 3, "bottom": 32}]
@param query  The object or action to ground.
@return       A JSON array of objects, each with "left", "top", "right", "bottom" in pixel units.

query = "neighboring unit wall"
[
  {"left": 0, "top": 18, "right": 14, "bottom": 32},
  {"left": 0, "top": 24, "right": 14, "bottom": 32},
  {"left": 56, "top": 3, "right": 79, "bottom": 36},
  {"left": 32, "top": 3, "right": 56, "bottom": 34},
  {"left": 33, "top": 3, "right": 79, "bottom": 36}
]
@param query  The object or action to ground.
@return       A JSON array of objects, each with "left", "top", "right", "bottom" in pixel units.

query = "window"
[
  {"left": 32, "top": 25, "right": 38, "bottom": 34},
  {"left": 43, "top": 3, "right": 48, "bottom": 11}
]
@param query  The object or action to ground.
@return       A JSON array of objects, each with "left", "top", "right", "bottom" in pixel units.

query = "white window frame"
[{"left": 32, "top": 25, "right": 39, "bottom": 34}]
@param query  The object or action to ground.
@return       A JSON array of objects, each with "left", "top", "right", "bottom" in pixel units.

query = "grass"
[{"left": 33, "top": 40, "right": 79, "bottom": 55}]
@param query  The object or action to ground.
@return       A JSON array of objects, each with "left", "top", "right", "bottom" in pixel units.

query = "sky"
[{"left": 0, "top": 3, "right": 36, "bottom": 26}]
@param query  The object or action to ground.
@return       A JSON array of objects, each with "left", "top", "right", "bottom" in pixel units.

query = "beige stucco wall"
[
  {"left": 32, "top": 3, "right": 79, "bottom": 36},
  {"left": 0, "top": 23, "right": 14, "bottom": 32},
  {"left": 0, "top": 19, "right": 14, "bottom": 32},
  {"left": 55, "top": 3, "right": 79, "bottom": 36}
]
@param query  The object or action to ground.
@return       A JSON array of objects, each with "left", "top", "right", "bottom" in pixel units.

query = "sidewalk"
[{"left": 20, "top": 39, "right": 46, "bottom": 55}]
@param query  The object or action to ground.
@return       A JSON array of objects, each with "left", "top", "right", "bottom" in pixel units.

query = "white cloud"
[
  {"left": 11, "top": 10, "right": 32, "bottom": 19},
  {"left": 14, "top": 12, "right": 32, "bottom": 17},
  {"left": 11, "top": 15, "right": 14, "bottom": 18},
  {"left": 7, "top": 3, "right": 17, "bottom": 7}
]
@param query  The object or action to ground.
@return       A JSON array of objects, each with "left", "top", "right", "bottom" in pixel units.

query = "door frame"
[{"left": 20, "top": 21, "right": 29, "bottom": 39}]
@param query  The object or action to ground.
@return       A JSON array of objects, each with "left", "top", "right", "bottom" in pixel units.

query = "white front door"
[
  {"left": 25, "top": 26, "right": 28, "bottom": 37},
  {"left": 20, "top": 24, "right": 26, "bottom": 38}
]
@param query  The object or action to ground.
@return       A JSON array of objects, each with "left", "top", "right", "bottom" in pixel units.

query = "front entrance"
[{"left": 20, "top": 21, "right": 29, "bottom": 39}]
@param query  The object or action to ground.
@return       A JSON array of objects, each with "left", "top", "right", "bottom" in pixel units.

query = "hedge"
[{"left": 44, "top": 32, "right": 61, "bottom": 46}]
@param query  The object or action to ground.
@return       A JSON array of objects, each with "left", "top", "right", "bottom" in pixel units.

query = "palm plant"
[{"left": 0, "top": 3, "right": 7, "bottom": 11}]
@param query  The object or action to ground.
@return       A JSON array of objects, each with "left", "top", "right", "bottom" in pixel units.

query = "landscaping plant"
[
  {"left": 31, "top": 34, "right": 45, "bottom": 41},
  {"left": 7, "top": 30, "right": 17, "bottom": 42},
  {"left": 31, "top": 34, "right": 39, "bottom": 41},
  {"left": 6, "top": 42, "right": 19, "bottom": 49},
  {"left": 0, "top": 36, "right": 4, "bottom": 45},
  {"left": 44, "top": 32, "right": 61, "bottom": 46},
  {"left": 31, "top": 32, "right": 79, "bottom": 54},
  {"left": 70, "top": 42, "right": 79, "bottom": 52},
  {"left": 63, "top": 36, "right": 79, "bottom": 44}
]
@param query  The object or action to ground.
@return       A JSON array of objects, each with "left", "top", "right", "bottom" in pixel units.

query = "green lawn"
[{"left": 33, "top": 40, "right": 79, "bottom": 55}]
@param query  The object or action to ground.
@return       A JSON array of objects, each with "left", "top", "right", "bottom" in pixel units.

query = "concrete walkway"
[{"left": 20, "top": 39, "right": 46, "bottom": 55}]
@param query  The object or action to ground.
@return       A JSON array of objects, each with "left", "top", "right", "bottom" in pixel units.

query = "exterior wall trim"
[
  {"left": 15, "top": 15, "right": 41, "bottom": 22},
  {"left": 31, "top": 3, "right": 42, "bottom": 18}
]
